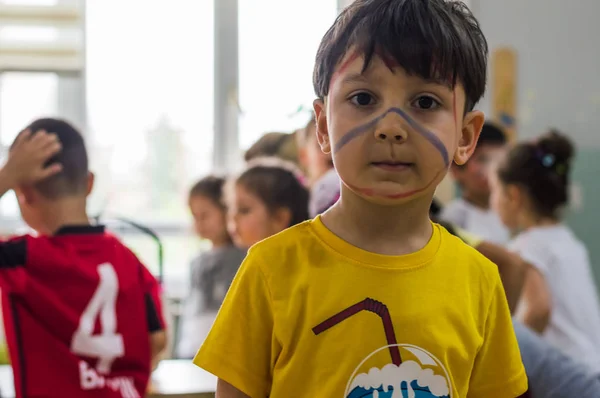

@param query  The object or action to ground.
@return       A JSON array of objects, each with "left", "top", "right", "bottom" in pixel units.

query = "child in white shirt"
[
  {"left": 490, "top": 129, "right": 600, "bottom": 374},
  {"left": 442, "top": 122, "right": 510, "bottom": 244}
]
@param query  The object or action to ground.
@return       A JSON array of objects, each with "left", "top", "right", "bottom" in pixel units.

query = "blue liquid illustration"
[{"left": 347, "top": 380, "right": 450, "bottom": 398}]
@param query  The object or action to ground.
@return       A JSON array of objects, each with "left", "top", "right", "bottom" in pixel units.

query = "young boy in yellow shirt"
[{"left": 194, "top": 0, "right": 527, "bottom": 396}]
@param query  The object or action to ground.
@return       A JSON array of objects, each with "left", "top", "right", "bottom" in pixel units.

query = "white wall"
[{"left": 337, "top": 0, "right": 352, "bottom": 12}]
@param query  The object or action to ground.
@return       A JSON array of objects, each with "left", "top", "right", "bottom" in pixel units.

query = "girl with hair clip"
[
  {"left": 490, "top": 130, "right": 600, "bottom": 375},
  {"left": 227, "top": 157, "right": 310, "bottom": 248},
  {"left": 432, "top": 198, "right": 600, "bottom": 398},
  {"left": 177, "top": 176, "right": 247, "bottom": 359}
]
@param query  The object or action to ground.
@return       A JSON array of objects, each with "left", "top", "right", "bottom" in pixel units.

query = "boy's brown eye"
[
  {"left": 351, "top": 92, "right": 374, "bottom": 106},
  {"left": 414, "top": 96, "right": 439, "bottom": 110}
]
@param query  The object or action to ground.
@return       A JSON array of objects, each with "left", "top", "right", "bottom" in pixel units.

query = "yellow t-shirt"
[
  {"left": 194, "top": 217, "right": 527, "bottom": 398},
  {"left": 454, "top": 226, "right": 484, "bottom": 248}
]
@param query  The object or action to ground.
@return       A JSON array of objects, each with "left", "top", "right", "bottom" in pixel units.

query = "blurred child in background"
[
  {"left": 442, "top": 122, "right": 510, "bottom": 244},
  {"left": 431, "top": 198, "right": 528, "bottom": 312},
  {"left": 0, "top": 118, "right": 166, "bottom": 398},
  {"left": 228, "top": 157, "right": 309, "bottom": 248},
  {"left": 296, "top": 116, "right": 340, "bottom": 217},
  {"left": 177, "top": 176, "right": 246, "bottom": 359},
  {"left": 491, "top": 129, "right": 600, "bottom": 375},
  {"left": 435, "top": 201, "right": 600, "bottom": 398},
  {"left": 297, "top": 116, "right": 333, "bottom": 186},
  {"left": 244, "top": 131, "right": 299, "bottom": 165}
]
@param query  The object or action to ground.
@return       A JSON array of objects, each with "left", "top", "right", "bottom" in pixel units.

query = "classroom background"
[{"left": 0, "top": 0, "right": 598, "bottom": 396}]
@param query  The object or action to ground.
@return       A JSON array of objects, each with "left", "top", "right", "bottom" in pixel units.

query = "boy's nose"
[
  {"left": 373, "top": 110, "right": 410, "bottom": 143},
  {"left": 373, "top": 124, "right": 408, "bottom": 143},
  {"left": 374, "top": 130, "right": 405, "bottom": 142}
]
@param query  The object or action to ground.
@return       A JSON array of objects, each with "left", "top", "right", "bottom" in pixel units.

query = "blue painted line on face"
[{"left": 333, "top": 107, "right": 450, "bottom": 167}]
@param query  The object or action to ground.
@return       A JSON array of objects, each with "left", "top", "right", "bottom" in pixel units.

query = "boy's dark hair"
[
  {"left": 313, "top": 0, "right": 488, "bottom": 112},
  {"left": 478, "top": 122, "right": 507, "bottom": 146},
  {"left": 497, "top": 130, "right": 575, "bottom": 219},
  {"left": 14, "top": 118, "right": 88, "bottom": 199},
  {"left": 236, "top": 158, "right": 310, "bottom": 227},
  {"left": 189, "top": 176, "right": 227, "bottom": 210}
]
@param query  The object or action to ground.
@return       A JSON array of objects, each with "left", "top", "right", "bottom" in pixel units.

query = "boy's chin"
[{"left": 346, "top": 182, "right": 432, "bottom": 206}]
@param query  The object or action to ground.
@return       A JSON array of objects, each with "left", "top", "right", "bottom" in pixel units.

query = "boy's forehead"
[
  {"left": 331, "top": 49, "right": 457, "bottom": 91},
  {"left": 333, "top": 50, "right": 390, "bottom": 81}
]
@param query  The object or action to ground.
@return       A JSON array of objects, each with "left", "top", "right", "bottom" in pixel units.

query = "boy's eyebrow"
[
  {"left": 340, "top": 73, "right": 454, "bottom": 93},
  {"left": 339, "top": 72, "right": 370, "bottom": 85},
  {"left": 420, "top": 75, "right": 454, "bottom": 89}
]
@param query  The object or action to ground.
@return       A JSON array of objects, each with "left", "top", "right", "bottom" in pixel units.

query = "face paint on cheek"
[
  {"left": 334, "top": 113, "right": 388, "bottom": 153},
  {"left": 333, "top": 107, "right": 450, "bottom": 167},
  {"left": 334, "top": 106, "right": 451, "bottom": 200},
  {"left": 375, "top": 50, "right": 399, "bottom": 71}
]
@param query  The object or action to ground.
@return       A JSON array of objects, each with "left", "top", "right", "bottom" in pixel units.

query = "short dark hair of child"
[
  {"left": 236, "top": 158, "right": 310, "bottom": 227},
  {"left": 497, "top": 130, "right": 575, "bottom": 219},
  {"left": 454, "top": 122, "right": 507, "bottom": 169},
  {"left": 313, "top": 0, "right": 488, "bottom": 112},
  {"left": 479, "top": 122, "right": 507, "bottom": 146},
  {"left": 190, "top": 176, "right": 227, "bottom": 210},
  {"left": 12, "top": 118, "right": 88, "bottom": 199}
]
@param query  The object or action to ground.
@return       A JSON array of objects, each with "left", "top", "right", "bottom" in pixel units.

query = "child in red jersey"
[{"left": 0, "top": 118, "right": 167, "bottom": 398}]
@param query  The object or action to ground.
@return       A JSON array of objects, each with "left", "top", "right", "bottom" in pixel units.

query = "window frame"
[
  {"left": 0, "top": 0, "right": 221, "bottom": 297},
  {"left": 0, "top": 0, "right": 345, "bottom": 296}
]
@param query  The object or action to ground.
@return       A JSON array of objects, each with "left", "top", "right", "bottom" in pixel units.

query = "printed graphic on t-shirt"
[{"left": 313, "top": 298, "right": 452, "bottom": 398}]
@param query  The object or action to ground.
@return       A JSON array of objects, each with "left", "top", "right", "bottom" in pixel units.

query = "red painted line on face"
[
  {"left": 376, "top": 50, "right": 398, "bottom": 71},
  {"left": 452, "top": 90, "right": 458, "bottom": 138},
  {"left": 329, "top": 51, "right": 361, "bottom": 91},
  {"left": 347, "top": 169, "right": 444, "bottom": 200}
]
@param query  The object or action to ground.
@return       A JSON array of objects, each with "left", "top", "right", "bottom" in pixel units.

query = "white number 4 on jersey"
[{"left": 71, "top": 263, "right": 125, "bottom": 374}]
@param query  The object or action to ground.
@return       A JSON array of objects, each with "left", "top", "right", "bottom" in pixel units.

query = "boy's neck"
[
  {"left": 321, "top": 186, "right": 433, "bottom": 256},
  {"left": 38, "top": 197, "right": 90, "bottom": 235}
]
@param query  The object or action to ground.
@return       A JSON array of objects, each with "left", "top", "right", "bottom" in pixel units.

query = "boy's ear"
[
  {"left": 454, "top": 110, "right": 485, "bottom": 166},
  {"left": 313, "top": 99, "right": 331, "bottom": 154},
  {"left": 15, "top": 185, "right": 36, "bottom": 206},
  {"left": 86, "top": 172, "right": 95, "bottom": 196}
]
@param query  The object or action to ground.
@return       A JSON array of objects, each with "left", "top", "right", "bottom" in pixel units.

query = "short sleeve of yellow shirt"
[
  {"left": 194, "top": 218, "right": 527, "bottom": 398},
  {"left": 193, "top": 247, "right": 278, "bottom": 397}
]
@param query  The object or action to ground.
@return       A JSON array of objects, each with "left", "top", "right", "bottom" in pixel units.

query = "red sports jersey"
[{"left": 0, "top": 225, "right": 165, "bottom": 398}]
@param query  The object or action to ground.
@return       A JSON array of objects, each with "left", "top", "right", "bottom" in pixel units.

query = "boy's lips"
[{"left": 371, "top": 161, "right": 413, "bottom": 172}]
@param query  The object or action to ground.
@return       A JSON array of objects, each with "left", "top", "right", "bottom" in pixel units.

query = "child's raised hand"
[{"left": 3, "top": 129, "right": 62, "bottom": 187}]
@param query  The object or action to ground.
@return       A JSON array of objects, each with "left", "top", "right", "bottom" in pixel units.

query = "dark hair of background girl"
[
  {"left": 496, "top": 129, "right": 575, "bottom": 219},
  {"left": 189, "top": 175, "right": 227, "bottom": 210},
  {"left": 236, "top": 159, "right": 310, "bottom": 227}
]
